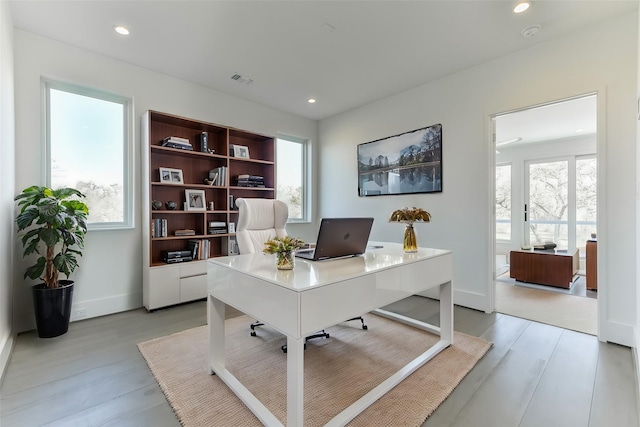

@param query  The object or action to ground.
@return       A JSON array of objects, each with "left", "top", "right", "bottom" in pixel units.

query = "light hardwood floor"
[{"left": 1, "top": 297, "right": 638, "bottom": 427}]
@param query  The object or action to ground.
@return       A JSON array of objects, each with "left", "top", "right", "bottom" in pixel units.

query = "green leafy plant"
[
  {"left": 389, "top": 207, "right": 432, "bottom": 224},
  {"left": 263, "top": 236, "right": 306, "bottom": 255},
  {"left": 15, "top": 186, "right": 89, "bottom": 288}
]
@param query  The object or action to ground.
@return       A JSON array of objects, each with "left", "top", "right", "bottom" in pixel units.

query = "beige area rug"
[
  {"left": 138, "top": 314, "right": 491, "bottom": 426},
  {"left": 495, "top": 281, "right": 597, "bottom": 335}
]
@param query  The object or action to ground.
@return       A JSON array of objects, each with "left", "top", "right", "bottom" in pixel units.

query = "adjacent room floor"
[{"left": 495, "top": 271, "right": 597, "bottom": 335}]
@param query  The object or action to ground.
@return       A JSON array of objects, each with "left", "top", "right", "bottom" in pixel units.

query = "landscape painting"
[{"left": 357, "top": 124, "right": 442, "bottom": 196}]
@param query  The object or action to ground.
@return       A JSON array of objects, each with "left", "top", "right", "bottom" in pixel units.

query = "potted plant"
[
  {"left": 263, "top": 236, "right": 305, "bottom": 270},
  {"left": 15, "top": 186, "right": 89, "bottom": 338}
]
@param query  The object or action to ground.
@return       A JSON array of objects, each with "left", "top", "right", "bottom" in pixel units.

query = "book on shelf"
[
  {"left": 162, "top": 136, "right": 190, "bottom": 144},
  {"left": 152, "top": 218, "right": 168, "bottom": 238},
  {"left": 187, "top": 239, "right": 200, "bottom": 260},
  {"left": 208, "top": 228, "right": 227, "bottom": 235},
  {"left": 174, "top": 229, "right": 196, "bottom": 236},
  {"left": 236, "top": 174, "right": 265, "bottom": 187},
  {"left": 208, "top": 221, "right": 227, "bottom": 235},
  {"left": 187, "top": 238, "right": 210, "bottom": 260},
  {"left": 161, "top": 136, "right": 193, "bottom": 151},
  {"left": 209, "top": 166, "right": 227, "bottom": 186}
]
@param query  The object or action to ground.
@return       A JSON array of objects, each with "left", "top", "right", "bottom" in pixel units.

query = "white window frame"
[
  {"left": 43, "top": 79, "right": 134, "bottom": 230},
  {"left": 276, "top": 135, "right": 311, "bottom": 223}
]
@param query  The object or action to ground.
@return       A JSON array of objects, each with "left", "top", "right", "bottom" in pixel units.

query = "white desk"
[{"left": 207, "top": 242, "right": 453, "bottom": 427}]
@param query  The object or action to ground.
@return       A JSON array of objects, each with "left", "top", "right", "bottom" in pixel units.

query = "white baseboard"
[
  {"left": 0, "top": 332, "right": 15, "bottom": 386},
  {"left": 70, "top": 291, "right": 143, "bottom": 322},
  {"left": 15, "top": 291, "right": 144, "bottom": 333},
  {"left": 417, "top": 287, "right": 487, "bottom": 313},
  {"left": 453, "top": 288, "right": 487, "bottom": 312},
  {"left": 601, "top": 319, "right": 635, "bottom": 348}
]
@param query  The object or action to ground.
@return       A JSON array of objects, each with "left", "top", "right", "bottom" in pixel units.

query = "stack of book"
[
  {"left": 161, "top": 136, "right": 193, "bottom": 151},
  {"left": 208, "top": 221, "right": 227, "bottom": 235},
  {"left": 174, "top": 229, "right": 196, "bottom": 237},
  {"left": 208, "top": 166, "right": 228, "bottom": 186},
  {"left": 187, "top": 239, "right": 210, "bottom": 260},
  {"left": 151, "top": 218, "right": 168, "bottom": 238},
  {"left": 236, "top": 174, "right": 265, "bottom": 187}
]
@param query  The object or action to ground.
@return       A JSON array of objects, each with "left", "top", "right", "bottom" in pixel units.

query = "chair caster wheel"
[
  {"left": 250, "top": 331, "right": 256, "bottom": 337},
  {"left": 362, "top": 325, "right": 368, "bottom": 330},
  {"left": 326, "top": 333, "right": 330, "bottom": 338}
]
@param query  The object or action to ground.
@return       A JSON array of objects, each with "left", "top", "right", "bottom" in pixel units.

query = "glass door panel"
[
  {"left": 527, "top": 160, "right": 569, "bottom": 249},
  {"left": 496, "top": 164, "right": 511, "bottom": 241},
  {"left": 576, "top": 156, "right": 597, "bottom": 256}
]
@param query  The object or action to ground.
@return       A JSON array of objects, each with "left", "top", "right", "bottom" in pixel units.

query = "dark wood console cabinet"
[
  {"left": 586, "top": 240, "right": 597, "bottom": 291},
  {"left": 510, "top": 249, "right": 579, "bottom": 289}
]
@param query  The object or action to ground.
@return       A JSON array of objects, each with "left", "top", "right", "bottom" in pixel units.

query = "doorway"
[{"left": 492, "top": 94, "right": 598, "bottom": 334}]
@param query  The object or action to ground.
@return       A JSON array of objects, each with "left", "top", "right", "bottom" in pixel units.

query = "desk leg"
[
  {"left": 439, "top": 281, "right": 453, "bottom": 345},
  {"left": 208, "top": 295, "right": 226, "bottom": 374},
  {"left": 287, "top": 336, "right": 305, "bottom": 427}
]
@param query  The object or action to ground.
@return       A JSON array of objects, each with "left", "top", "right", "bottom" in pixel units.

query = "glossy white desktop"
[{"left": 207, "top": 242, "right": 453, "bottom": 427}]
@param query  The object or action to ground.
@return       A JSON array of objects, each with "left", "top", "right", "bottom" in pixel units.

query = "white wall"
[
  {"left": 0, "top": 0, "right": 15, "bottom": 380},
  {"left": 12, "top": 30, "right": 318, "bottom": 332},
  {"left": 319, "top": 13, "right": 638, "bottom": 346}
]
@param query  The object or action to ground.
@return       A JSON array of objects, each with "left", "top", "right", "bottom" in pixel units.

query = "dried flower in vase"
[{"left": 388, "top": 207, "right": 431, "bottom": 224}]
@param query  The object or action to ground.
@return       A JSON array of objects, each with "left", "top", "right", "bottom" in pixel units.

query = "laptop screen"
[{"left": 297, "top": 217, "right": 374, "bottom": 261}]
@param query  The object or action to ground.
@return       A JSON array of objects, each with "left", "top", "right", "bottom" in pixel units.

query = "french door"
[{"left": 524, "top": 155, "right": 596, "bottom": 255}]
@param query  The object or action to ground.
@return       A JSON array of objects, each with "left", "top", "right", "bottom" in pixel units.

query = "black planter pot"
[{"left": 32, "top": 280, "right": 74, "bottom": 338}]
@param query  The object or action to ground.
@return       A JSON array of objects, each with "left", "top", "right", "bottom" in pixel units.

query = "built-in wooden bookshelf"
[{"left": 141, "top": 110, "right": 275, "bottom": 310}]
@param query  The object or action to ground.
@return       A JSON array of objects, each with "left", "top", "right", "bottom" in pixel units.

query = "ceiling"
[
  {"left": 8, "top": 1, "right": 637, "bottom": 121},
  {"left": 495, "top": 94, "right": 597, "bottom": 146}
]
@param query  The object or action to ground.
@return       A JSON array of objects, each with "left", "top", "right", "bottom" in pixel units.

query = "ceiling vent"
[{"left": 230, "top": 73, "right": 254, "bottom": 85}]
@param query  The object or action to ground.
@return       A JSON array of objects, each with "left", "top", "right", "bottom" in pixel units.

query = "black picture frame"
[{"left": 357, "top": 124, "right": 442, "bottom": 196}]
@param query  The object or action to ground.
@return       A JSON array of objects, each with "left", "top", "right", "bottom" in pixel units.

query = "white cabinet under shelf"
[{"left": 144, "top": 261, "right": 207, "bottom": 310}]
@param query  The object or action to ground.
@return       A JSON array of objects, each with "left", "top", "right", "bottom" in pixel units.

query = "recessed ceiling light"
[
  {"left": 513, "top": 2, "right": 530, "bottom": 13},
  {"left": 114, "top": 26, "right": 130, "bottom": 36},
  {"left": 308, "top": 98, "right": 316, "bottom": 104}
]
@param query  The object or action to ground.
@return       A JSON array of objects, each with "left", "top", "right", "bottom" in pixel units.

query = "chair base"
[
  {"left": 348, "top": 316, "right": 368, "bottom": 330},
  {"left": 281, "top": 330, "right": 330, "bottom": 353},
  {"left": 250, "top": 316, "right": 368, "bottom": 353},
  {"left": 249, "top": 320, "right": 264, "bottom": 337}
]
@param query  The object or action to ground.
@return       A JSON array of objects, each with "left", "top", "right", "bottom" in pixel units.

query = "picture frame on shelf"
[
  {"left": 159, "top": 167, "right": 184, "bottom": 185},
  {"left": 185, "top": 189, "right": 206, "bottom": 211},
  {"left": 230, "top": 144, "right": 250, "bottom": 159}
]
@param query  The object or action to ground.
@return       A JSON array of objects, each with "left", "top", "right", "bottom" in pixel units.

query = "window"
[
  {"left": 44, "top": 80, "right": 133, "bottom": 229},
  {"left": 276, "top": 136, "right": 309, "bottom": 221},
  {"left": 495, "top": 163, "right": 511, "bottom": 241}
]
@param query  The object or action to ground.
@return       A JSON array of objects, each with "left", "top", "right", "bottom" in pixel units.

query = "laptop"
[{"left": 296, "top": 217, "right": 374, "bottom": 261}]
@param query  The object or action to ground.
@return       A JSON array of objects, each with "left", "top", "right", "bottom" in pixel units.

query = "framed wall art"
[{"left": 357, "top": 124, "right": 442, "bottom": 196}]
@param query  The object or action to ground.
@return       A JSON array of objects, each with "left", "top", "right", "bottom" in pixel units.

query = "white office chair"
[
  {"left": 235, "top": 197, "right": 289, "bottom": 254},
  {"left": 235, "top": 198, "right": 331, "bottom": 352}
]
